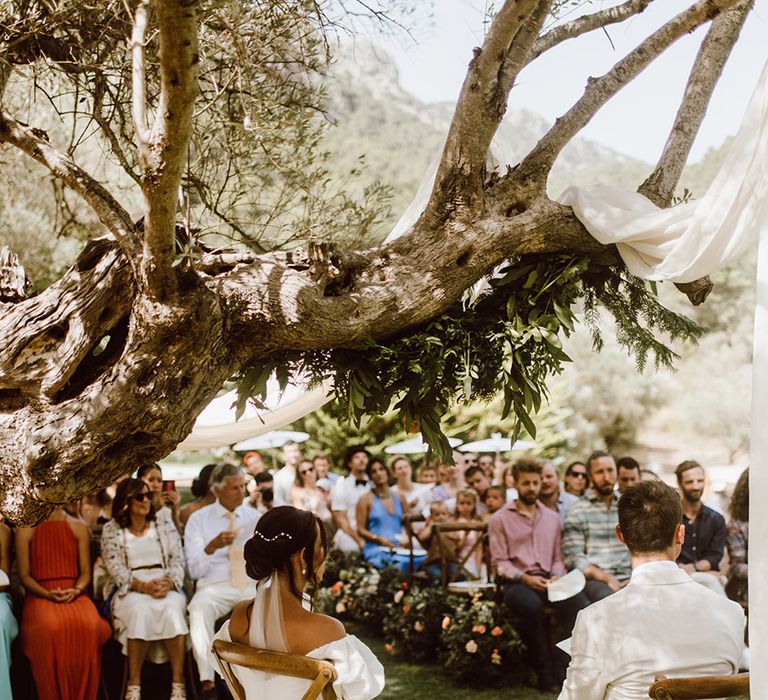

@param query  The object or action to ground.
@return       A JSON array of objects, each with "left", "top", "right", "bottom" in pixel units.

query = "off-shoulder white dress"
[{"left": 212, "top": 576, "right": 384, "bottom": 700}]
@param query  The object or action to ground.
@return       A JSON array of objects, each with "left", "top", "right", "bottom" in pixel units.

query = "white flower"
[
  {"left": 335, "top": 602, "right": 346, "bottom": 613},
  {"left": 465, "top": 640, "right": 478, "bottom": 654},
  {"left": 394, "top": 590, "right": 404, "bottom": 604}
]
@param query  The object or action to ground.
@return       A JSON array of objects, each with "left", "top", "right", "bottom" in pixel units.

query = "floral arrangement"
[{"left": 319, "top": 557, "right": 525, "bottom": 686}]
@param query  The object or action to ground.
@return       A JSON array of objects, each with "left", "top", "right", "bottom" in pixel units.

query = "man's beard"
[
  {"left": 683, "top": 489, "right": 703, "bottom": 504},
  {"left": 594, "top": 482, "right": 615, "bottom": 497},
  {"left": 519, "top": 493, "right": 538, "bottom": 505}
]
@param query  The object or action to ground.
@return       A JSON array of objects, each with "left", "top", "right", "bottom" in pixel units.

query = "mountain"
[{"left": 322, "top": 40, "right": 651, "bottom": 235}]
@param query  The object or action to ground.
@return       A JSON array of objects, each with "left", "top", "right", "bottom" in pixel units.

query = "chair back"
[
  {"left": 648, "top": 673, "right": 749, "bottom": 699},
  {"left": 211, "top": 639, "right": 338, "bottom": 700},
  {"left": 433, "top": 522, "right": 492, "bottom": 588}
]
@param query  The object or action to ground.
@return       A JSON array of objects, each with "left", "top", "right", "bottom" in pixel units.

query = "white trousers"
[{"left": 188, "top": 578, "right": 255, "bottom": 682}]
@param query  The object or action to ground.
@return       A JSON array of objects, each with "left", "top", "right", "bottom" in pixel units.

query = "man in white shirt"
[
  {"left": 559, "top": 480, "right": 744, "bottom": 699},
  {"left": 185, "top": 464, "right": 260, "bottom": 696},
  {"left": 272, "top": 440, "right": 303, "bottom": 506},
  {"left": 332, "top": 445, "right": 371, "bottom": 552}
]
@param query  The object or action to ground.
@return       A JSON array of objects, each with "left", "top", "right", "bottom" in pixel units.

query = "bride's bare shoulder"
[{"left": 288, "top": 610, "right": 346, "bottom": 654}]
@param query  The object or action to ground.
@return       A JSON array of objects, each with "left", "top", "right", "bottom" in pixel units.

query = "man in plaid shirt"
[{"left": 562, "top": 451, "right": 631, "bottom": 601}]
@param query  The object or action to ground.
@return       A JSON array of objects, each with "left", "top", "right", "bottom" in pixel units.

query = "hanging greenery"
[{"left": 236, "top": 255, "right": 706, "bottom": 461}]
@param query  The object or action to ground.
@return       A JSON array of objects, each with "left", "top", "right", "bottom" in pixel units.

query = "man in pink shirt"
[{"left": 489, "top": 458, "right": 589, "bottom": 693}]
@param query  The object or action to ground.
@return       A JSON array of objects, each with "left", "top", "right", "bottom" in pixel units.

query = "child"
[
  {"left": 417, "top": 502, "right": 461, "bottom": 582},
  {"left": 483, "top": 485, "right": 506, "bottom": 517},
  {"left": 454, "top": 490, "right": 484, "bottom": 578}
]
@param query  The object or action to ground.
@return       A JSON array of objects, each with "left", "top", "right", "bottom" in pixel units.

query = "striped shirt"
[{"left": 562, "top": 489, "right": 630, "bottom": 579}]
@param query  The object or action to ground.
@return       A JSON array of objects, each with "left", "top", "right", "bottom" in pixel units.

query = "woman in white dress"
[
  {"left": 101, "top": 478, "right": 189, "bottom": 700},
  {"left": 213, "top": 505, "right": 384, "bottom": 700}
]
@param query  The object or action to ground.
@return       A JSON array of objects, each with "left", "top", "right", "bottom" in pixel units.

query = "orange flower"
[
  {"left": 402, "top": 603, "right": 411, "bottom": 615},
  {"left": 471, "top": 624, "right": 486, "bottom": 635},
  {"left": 401, "top": 581, "right": 410, "bottom": 590},
  {"left": 441, "top": 616, "right": 451, "bottom": 630},
  {"left": 490, "top": 626, "right": 503, "bottom": 637},
  {"left": 330, "top": 581, "right": 344, "bottom": 595},
  {"left": 384, "top": 643, "right": 394, "bottom": 654},
  {"left": 414, "top": 621, "right": 425, "bottom": 632}
]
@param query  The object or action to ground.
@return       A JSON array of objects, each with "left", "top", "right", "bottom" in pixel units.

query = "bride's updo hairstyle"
[{"left": 244, "top": 505, "right": 328, "bottom": 603}]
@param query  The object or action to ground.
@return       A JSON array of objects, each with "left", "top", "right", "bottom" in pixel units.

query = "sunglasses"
[
  {"left": 131, "top": 492, "right": 152, "bottom": 502},
  {"left": 569, "top": 472, "right": 588, "bottom": 479},
  {"left": 300, "top": 467, "right": 315, "bottom": 475}
]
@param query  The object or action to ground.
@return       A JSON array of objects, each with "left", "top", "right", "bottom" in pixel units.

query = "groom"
[{"left": 559, "top": 480, "right": 744, "bottom": 699}]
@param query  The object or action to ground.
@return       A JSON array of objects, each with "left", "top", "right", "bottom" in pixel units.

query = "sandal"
[
  {"left": 170, "top": 682, "right": 187, "bottom": 700},
  {"left": 124, "top": 686, "right": 141, "bottom": 700}
]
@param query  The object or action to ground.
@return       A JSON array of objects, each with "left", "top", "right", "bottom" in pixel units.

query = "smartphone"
[{"left": 162, "top": 480, "right": 176, "bottom": 492}]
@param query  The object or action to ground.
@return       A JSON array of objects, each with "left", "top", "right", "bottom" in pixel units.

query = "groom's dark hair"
[{"left": 618, "top": 481, "right": 682, "bottom": 554}]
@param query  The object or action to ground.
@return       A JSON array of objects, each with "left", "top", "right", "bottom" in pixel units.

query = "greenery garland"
[{"left": 236, "top": 255, "right": 705, "bottom": 460}]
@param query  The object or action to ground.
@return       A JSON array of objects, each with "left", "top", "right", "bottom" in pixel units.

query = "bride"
[{"left": 212, "top": 506, "right": 384, "bottom": 699}]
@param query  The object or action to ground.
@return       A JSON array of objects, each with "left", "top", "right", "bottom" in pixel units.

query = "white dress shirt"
[
  {"left": 272, "top": 465, "right": 296, "bottom": 506},
  {"left": 559, "top": 560, "right": 744, "bottom": 700},
  {"left": 184, "top": 501, "right": 260, "bottom": 584},
  {"left": 331, "top": 474, "right": 370, "bottom": 531}
]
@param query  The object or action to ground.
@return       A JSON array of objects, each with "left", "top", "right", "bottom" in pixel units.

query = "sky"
[{"left": 373, "top": 0, "right": 768, "bottom": 163}]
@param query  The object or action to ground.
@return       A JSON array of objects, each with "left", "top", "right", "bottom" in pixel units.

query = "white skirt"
[{"left": 112, "top": 580, "right": 188, "bottom": 661}]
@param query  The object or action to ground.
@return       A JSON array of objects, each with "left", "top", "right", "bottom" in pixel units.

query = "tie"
[
  {"left": 226, "top": 511, "right": 248, "bottom": 590},
  {"left": 355, "top": 479, "right": 368, "bottom": 487}
]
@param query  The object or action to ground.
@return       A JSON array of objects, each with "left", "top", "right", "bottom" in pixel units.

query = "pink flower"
[
  {"left": 490, "top": 626, "right": 503, "bottom": 637},
  {"left": 465, "top": 640, "right": 478, "bottom": 654},
  {"left": 471, "top": 624, "right": 486, "bottom": 635},
  {"left": 335, "top": 602, "right": 346, "bottom": 613},
  {"left": 441, "top": 616, "right": 451, "bottom": 630},
  {"left": 384, "top": 643, "right": 394, "bottom": 654},
  {"left": 491, "top": 649, "right": 502, "bottom": 665},
  {"left": 414, "top": 621, "right": 425, "bottom": 632}
]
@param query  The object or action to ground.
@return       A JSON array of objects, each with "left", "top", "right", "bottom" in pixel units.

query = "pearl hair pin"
[{"left": 254, "top": 530, "right": 293, "bottom": 542}]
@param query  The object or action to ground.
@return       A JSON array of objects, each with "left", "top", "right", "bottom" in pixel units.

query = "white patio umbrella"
[
  {"left": 234, "top": 430, "right": 310, "bottom": 451},
  {"left": 384, "top": 434, "right": 463, "bottom": 454},
  {"left": 458, "top": 432, "right": 535, "bottom": 453}
]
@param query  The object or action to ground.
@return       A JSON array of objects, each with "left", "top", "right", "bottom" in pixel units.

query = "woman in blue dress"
[{"left": 356, "top": 457, "right": 425, "bottom": 572}]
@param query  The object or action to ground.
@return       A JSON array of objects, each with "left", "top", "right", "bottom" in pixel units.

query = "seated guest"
[
  {"left": 417, "top": 502, "right": 462, "bottom": 582},
  {"left": 213, "top": 506, "right": 384, "bottom": 699},
  {"left": 101, "top": 479, "right": 188, "bottom": 700},
  {"left": 538, "top": 460, "right": 579, "bottom": 525},
  {"left": 138, "top": 462, "right": 182, "bottom": 531},
  {"left": 478, "top": 454, "right": 496, "bottom": 483},
  {"left": 483, "top": 485, "right": 506, "bottom": 516},
  {"left": 77, "top": 488, "right": 113, "bottom": 533},
  {"left": 313, "top": 452, "right": 340, "bottom": 486},
  {"left": 0, "top": 523, "right": 17, "bottom": 699},
  {"left": 559, "top": 481, "right": 744, "bottom": 698},
  {"left": 563, "top": 461, "right": 588, "bottom": 497},
  {"left": 454, "top": 489, "right": 484, "bottom": 576},
  {"left": 17, "top": 507, "right": 111, "bottom": 700},
  {"left": 562, "top": 452, "right": 631, "bottom": 601},
  {"left": 331, "top": 445, "right": 371, "bottom": 552},
  {"left": 501, "top": 464, "right": 518, "bottom": 502},
  {"left": 291, "top": 459, "right": 332, "bottom": 523},
  {"left": 616, "top": 456, "right": 641, "bottom": 494},
  {"left": 725, "top": 467, "right": 749, "bottom": 607},
  {"left": 179, "top": 463, "right": 217, "bottom": 529},
  {"left": 490, "top": 459, "right": 589, "bottom": 692},
  {"left": 674, "top": 460, "right": 727, "bottom": 595},
  {"left": 185, "top": 464, "right": 260, "bottom": 697},
  {"left": 391, "top": 455, "right": 431, "bottom": 515},
  {"left": 429, "top": 461, "right": 461, "bottom": 504},
  {"left": 242, "top": 451, "right": 265, "bottom": 478},
  {"left": 416, "top": 462, "right": 438, "bottom": 485},
  {"left": 357, "top": 457, "right": 419, "bottom": 572},
  {"left": 464, "top": 466, "right": 490, "bottom": 515}
]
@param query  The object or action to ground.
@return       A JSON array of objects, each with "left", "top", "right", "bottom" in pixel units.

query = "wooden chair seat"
[
  {"left": 211, "top": 639, "right": 337, "bottom": 700},
  {"left": 648, "top": 673, "right": 749, "bottom": 699}
]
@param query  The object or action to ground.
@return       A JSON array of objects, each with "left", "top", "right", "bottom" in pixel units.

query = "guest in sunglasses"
[
  {"left": 291, "top": 460, "right": 331, "bottom": 523},
  {"left": 101, "top": 478, "right": 188, "bottom": 700},
  {"left": 16, "top": 507, "right": 111, "bottom": 700},
  {"left": 564, "top": 461, "right": 589, "bottom": 497}
]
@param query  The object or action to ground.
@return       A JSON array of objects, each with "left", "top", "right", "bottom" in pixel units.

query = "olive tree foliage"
[{"left": 0, "top": 0, "right": 755, "bottom": 522}]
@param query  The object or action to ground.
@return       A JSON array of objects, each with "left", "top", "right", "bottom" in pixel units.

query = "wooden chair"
[
  {"left": 402, "top": 514, "right": 430, "bottom": 581},
  {"left": 211, "top": 639, "right": 337, "bottom": 700},
  {"left": 648, "top": 673, "right": 749, "bottom": 699},
  {"left": 433, "top": 522, "right": 494, "bottom": 591}
]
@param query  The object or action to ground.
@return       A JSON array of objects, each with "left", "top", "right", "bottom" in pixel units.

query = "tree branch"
[
  {"left": 639, "top": 0, "right": 753, "bottom": 206},
  {"left": 530, "top": 0, "right": 656, "bottom": 62},
  {"left": 514, "top": 0, "right": 741, "bottom": 188},
  {"left": 135, "top": 0, "right": 199, "bottom": 300},
  {"left": 131, "top": 0, "right": 151, "bottom": 145},
  {"left": 0, "top": 112, "right": 139, "bottom": 258},
  {"left": 420, "top": 0, "right": 543, "bottom": 224}
]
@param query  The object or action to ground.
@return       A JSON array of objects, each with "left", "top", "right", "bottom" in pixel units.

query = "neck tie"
[{"left": 226, "top": 510, "right": 248, "bottom": 590}]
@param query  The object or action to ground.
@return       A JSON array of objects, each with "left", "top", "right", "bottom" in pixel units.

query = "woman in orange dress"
[{"left": 16, "top": 507, "right": 112, "bottom": 700}]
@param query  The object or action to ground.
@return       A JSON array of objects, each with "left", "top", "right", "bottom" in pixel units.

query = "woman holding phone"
[{"left": 138, "top": 463, "right": 182, "bottom": 531}]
